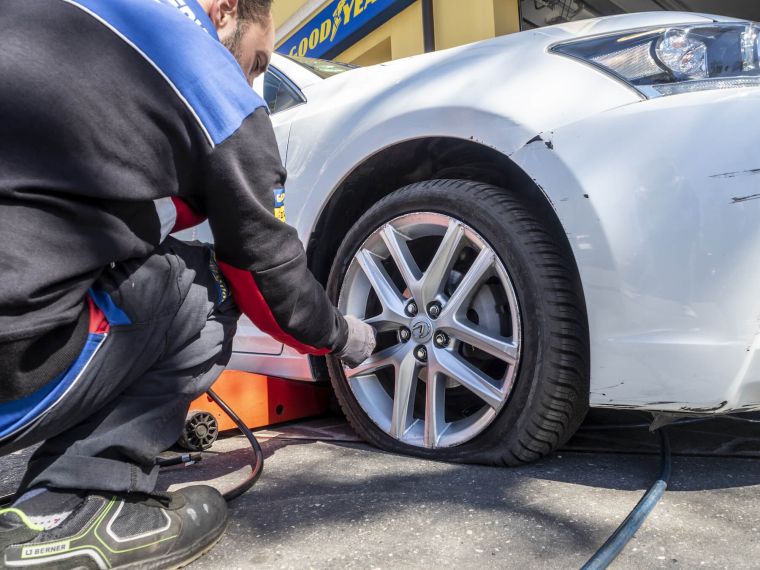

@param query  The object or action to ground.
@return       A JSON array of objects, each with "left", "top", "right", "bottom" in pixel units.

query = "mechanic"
[{"left": 0, "top": 0, "right": 376, "bottom": 567}]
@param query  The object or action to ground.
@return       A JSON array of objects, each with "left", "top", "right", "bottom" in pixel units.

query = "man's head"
[{"left": 200, "top": 0, "right": 274, "bottom": 83}]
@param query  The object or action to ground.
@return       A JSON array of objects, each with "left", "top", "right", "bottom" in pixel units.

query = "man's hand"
[{"left": 335, "top": 316, "right": 377, "bottom": 368}]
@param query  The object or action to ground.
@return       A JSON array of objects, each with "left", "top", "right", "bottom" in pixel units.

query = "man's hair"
[{"left": 237, "top": 0, "right": 273, "bottom": 25}]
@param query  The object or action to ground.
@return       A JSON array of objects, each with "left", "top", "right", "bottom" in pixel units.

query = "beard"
[{"left": 221, "top": 22, "right": 246, "bottom": 70}]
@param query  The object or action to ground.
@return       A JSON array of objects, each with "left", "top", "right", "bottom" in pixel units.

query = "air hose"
[
  {"left": 576, "top": 412, "right": 759, "bottom": 566},
  {"left": 0, "top": 388, "right": 264, "bottom": 506},
  {"left": 205, "top": 388, "right": 264, "bottom": 502},
  {"left": 580, "top": 427, "right": 671, "bottom": 570}
]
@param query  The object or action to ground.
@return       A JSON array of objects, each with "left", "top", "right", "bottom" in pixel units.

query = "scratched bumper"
[{"left": 511, "top": 87, "right": 760, "bottom": 413}]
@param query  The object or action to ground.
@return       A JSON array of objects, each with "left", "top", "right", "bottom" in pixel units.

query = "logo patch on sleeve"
[
  {"left": 273, "top": 188, "right": 286, "bottom": 223},
  {"left": 208, "top": 251, "right": 230, "bottom": 306}
]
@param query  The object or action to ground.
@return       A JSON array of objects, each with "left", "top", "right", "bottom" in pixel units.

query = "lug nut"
[
  {"left": 434, "top": 332, "right": 450, "bottom": 348},
  {"left": 398, "top": 327, "right": 411, "bottom": 343},
  {"left": 406, "top": 301, "right": 418, "bottom": 317},
  {"left": 414, "top": 345, "right": 428, "bottom": 362},
  {"left": 427, "top": 302, "right": 442, "bottom": 319}
]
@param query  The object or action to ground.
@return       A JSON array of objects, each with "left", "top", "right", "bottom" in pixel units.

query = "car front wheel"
[{"left": 326, "top": 179, "right": 589, "bottom": 465}]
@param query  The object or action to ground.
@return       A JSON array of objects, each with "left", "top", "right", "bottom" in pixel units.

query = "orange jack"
[{"left": 179, "top": 371, "right": 330, "bottom": 450}]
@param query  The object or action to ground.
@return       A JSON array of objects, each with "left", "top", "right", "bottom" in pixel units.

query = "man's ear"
[{"left": 208, "top": 0, "right": 239, "bottom": 29}]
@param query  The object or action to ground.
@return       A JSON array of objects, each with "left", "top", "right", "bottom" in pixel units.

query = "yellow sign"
[{"left": 279, "top": 0, "right": 414, "bottom": 59}]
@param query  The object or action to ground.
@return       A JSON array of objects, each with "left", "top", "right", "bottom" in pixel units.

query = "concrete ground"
[{"left": 3, "top": 411, "right": 760, "bottom": 569}]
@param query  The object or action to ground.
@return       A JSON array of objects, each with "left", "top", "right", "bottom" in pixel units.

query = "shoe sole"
[
  {"left": 115, "top": 519, "right": 228, "bottom": 570},
  {"left": 171, "top": 524, "right": 226, "bottom": 570}
]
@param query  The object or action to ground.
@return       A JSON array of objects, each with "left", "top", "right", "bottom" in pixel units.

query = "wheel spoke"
[
  {"left": 447, "top": 321, "right": 518, "bottom": 364},
  {"left": 390, "top": 352, "right": 421, "bottom": 439},
  {"left": 364, "top": 311, "right": 406, "bottom": 332},
  {"left": 380, "top": 225, "right": 422, "bottom": 297},
  {"left": 424, "top": 371, "right": 447, "bottom": 448},
  {"left": 356, "top": 248, "right": 406, "bottom": 316},
  {"left": 440, "top": 248, "right": 494, "bottom": 318},
  {"left": 434, "top": 350, "right": 503, "bottom": 409},
  {"left": 419, "top": 220, "right": 465, "bottom": 306},
  {"left": 346, "top": 344, "right": 406, "bottom": 378}
]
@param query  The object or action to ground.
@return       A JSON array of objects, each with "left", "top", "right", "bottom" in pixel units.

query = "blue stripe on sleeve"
[{"left": 63, "top": 0, "right": 266, "bottom": 145}]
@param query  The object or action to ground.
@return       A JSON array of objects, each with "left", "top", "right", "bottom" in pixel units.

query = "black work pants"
[{"left": 0, "top": 238, "right": 239, "bottom": 494}]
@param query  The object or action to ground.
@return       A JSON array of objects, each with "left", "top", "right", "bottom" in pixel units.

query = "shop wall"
[{"left": 274, "top": 0, "right": 520, "bottom": 66}]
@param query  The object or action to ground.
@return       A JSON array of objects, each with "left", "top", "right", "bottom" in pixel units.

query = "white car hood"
[
  {"left": 302, "top": 11, "right": 730, "bottom": 103},
  {"left": 285, "top": 10, "right": 746, "bottom": 188}
]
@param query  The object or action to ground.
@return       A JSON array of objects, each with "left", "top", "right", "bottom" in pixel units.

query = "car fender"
[
  {"left": 511, "top": 87, "right": 760, "bottom": 412},
  {"left": 282, "top": 25, "right": 645, "bottom": 240}
]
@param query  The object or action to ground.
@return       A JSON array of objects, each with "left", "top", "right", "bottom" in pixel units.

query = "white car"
[{"left": 181, "top": 11, "right": 760, "bottom": 464}]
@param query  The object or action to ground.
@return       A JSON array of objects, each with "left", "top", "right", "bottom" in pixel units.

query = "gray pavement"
[{"left": 3, "top": 412, "right": 760, "bottom": 569}]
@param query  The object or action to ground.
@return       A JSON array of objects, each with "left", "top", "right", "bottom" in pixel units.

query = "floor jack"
[
  {"left": 157, "top": 370, "right": 333, "bottom": 502},
  {"left": 177, "top": 371, "right": 331, "bottom": 452}
]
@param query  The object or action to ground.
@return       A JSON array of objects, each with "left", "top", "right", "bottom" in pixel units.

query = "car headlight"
[{"left": 551, "top": 22, "right": 760, "bottom": 98}]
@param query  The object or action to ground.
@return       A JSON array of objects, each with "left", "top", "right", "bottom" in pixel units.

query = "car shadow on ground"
[
  {"left": 4, "top": 412, "right": 760, "bottom": 568},
  {"left": 172, "top": 431, "right": 760, "bottom": 566},
  {"left": 154, "top": 407, "right": 760, "bottom": 500}
]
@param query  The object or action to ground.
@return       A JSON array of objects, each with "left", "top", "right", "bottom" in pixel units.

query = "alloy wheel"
[{"left": 338, "top": 212, "right": 522, "bottom": 448}]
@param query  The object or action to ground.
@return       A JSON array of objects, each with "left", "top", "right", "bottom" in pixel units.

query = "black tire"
[{"left": 326, "top": 180, "right": 589, "bottom": 465}]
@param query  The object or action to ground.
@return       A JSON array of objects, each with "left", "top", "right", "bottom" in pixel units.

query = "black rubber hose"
[
  {"left": 206, "top": 388, "right": 264, "bottom": 502},
  {"left": 580, "top": 428, "right": 672, "bottom": 570},
  {"left": 155, "top": 452, "right": 203, "bottom": 468}
]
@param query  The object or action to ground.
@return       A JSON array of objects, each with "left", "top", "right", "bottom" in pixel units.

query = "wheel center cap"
[{"left": 410, "top": 317, "right": 433, "bottom": 342}]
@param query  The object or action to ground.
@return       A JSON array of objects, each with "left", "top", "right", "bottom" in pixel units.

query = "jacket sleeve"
[
  {"left": 198, "top": 107, "right": 348, "bottom": 355},
  {"left": 170, "top": 197, "right": 206, "bottom": 232}
]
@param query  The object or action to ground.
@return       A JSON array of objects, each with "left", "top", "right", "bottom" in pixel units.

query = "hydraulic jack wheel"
[{"left": 179, "top": 410, "right": 219, "bottom": 451}]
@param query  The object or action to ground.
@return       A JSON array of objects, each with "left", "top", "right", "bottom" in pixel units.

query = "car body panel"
[
  {"left": 284, "top": 29, "right": 644, "bottom": 241},
  {"left": 212, "top": 12, "right": 760, "bottom": 411},
  {"left": 511, "top": 87, "right": 760, "bottom": 412}
]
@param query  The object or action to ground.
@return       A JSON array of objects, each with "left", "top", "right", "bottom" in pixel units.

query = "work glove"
[{"left": 335, "top": 315, "right": 377, "bottom": 368}]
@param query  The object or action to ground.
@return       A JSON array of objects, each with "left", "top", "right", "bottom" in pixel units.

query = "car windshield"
[{"left": 283, "top": 55, "right": 358, "bottom": 78}]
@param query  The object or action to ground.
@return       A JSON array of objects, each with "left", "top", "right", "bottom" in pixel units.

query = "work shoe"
[{"left": 0, "top": 485, "right": 227, "bottom": 569}]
